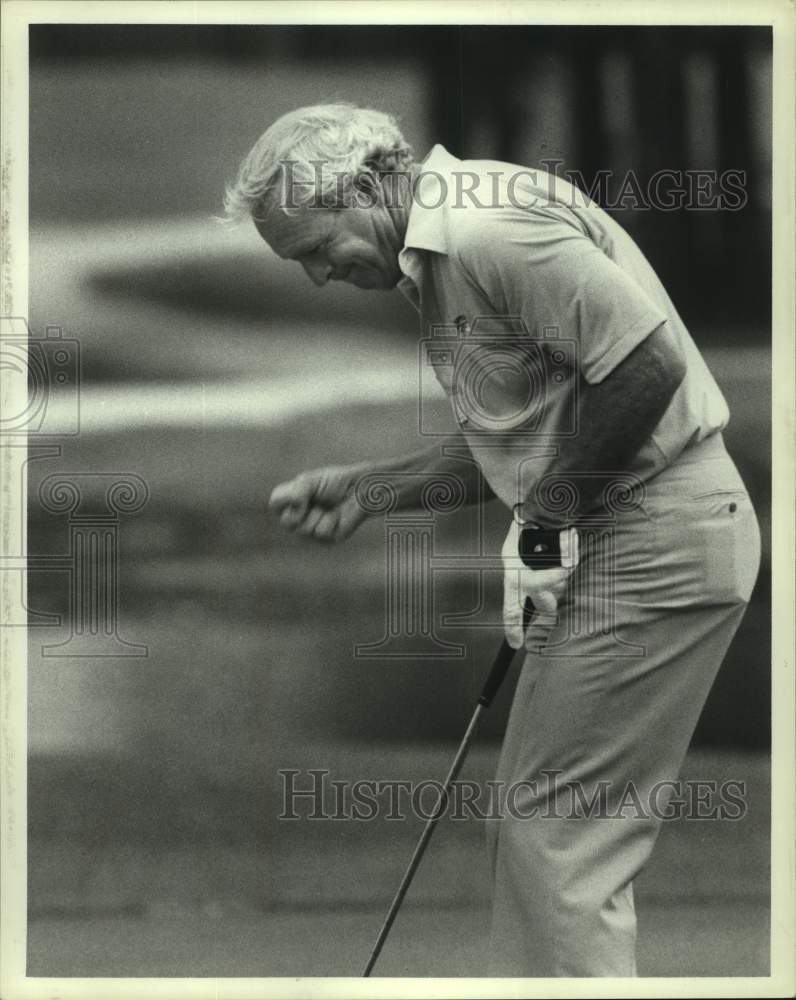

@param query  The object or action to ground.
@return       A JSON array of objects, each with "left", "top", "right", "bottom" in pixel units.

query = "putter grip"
[{"left": 478, "top": 598, "right": 534, "bottom": 707}]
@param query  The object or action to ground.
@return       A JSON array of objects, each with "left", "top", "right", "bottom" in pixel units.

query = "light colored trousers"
[{"left": 486, "top": 432, "right": 761, "bottom": 976}]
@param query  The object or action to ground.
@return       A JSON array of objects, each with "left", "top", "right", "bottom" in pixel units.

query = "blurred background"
[{"left": 27, "top": 25, "right": 771, "bottom": 977}]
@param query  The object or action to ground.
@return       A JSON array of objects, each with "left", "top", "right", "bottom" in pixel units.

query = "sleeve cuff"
[{"left": 582, "top": 314, "right": 667, "bottom": 384}]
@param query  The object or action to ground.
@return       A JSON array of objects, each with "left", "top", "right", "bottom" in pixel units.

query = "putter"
[{"left": 362, "top": 595, "right": 537, "bottom": 977}]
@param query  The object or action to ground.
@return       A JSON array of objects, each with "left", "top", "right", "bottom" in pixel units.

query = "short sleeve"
[{"left": 453, "top": 206, "right": 667, "bottom": 384}]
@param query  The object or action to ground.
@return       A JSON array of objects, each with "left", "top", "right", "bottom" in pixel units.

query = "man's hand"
[
  {"left": 501, "top": 521, "right": 580, "bottom": 649},
  {"left": 269, "top": 465, "right": 368, "bottom": 543}
]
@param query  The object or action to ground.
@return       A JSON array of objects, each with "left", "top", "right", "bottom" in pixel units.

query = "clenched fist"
[{"left": 269, "top": 465, "right": 369, "bottom": 543}]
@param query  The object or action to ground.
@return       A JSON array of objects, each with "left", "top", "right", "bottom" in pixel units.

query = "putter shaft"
[
  {"left": 362, "top": 702, "right": 484, "bottom": 977},
  {"left": 363, "top": 601, "right": 533, "bottom": 977}
]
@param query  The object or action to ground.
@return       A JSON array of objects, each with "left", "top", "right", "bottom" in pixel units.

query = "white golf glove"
[{"left": 501, "top": 521, "right": 580, "bottom": 650}]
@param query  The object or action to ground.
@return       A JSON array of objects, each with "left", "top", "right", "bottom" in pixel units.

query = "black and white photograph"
[{"left": 1, "top": 1, "right": 794, "bottom": 996}]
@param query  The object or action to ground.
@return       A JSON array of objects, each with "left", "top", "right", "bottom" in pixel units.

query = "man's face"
[{"left": 255, "top": 200, "right": 402, "bottom": 291}]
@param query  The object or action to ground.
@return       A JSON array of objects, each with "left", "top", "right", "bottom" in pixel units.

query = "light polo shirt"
[{"left": 397, "top": 145, "right": 730, "bottom": 509}]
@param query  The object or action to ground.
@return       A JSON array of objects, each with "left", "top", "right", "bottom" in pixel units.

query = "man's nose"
[{"left": 301, "top": 260, "right": 331, "bottom": 286}]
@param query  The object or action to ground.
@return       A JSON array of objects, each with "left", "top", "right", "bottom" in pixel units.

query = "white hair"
[{"left": 223, "top": 103, "right": 414, "bottom": 221}]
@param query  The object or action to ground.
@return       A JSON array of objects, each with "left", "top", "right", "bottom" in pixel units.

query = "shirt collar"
[{"left": 400, "top": 144, "right": 463, "bottom": 259}]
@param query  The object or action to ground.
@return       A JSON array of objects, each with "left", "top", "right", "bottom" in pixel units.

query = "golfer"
[{"left": 225, "top": 104, "right": 761, "bottom": 977}]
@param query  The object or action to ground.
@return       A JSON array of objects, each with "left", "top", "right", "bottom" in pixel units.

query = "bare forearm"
[{"left": 352, "top": 435, "right": 495, "bottom": 511}]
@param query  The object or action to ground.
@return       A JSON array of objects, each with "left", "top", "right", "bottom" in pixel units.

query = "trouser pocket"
[
  {"left": 687, "top": 491, "right": 760, "bottom": 606},
  {"left": 644, "top": 487, "right": 761, "bottom": 608}
]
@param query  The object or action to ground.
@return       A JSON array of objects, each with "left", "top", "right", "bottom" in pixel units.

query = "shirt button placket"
[{"left": 453, "top": 315, "right": 471, "bottom": 427}]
